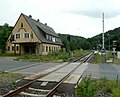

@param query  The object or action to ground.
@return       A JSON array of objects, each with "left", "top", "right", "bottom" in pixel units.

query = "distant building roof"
[{"left": 22, "top": 13, "right": 62, "bottom": 45}]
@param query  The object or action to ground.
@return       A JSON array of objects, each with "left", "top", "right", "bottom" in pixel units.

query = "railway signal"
[{"left": 112, "top": 41, "right": 117, "bottom": 63}]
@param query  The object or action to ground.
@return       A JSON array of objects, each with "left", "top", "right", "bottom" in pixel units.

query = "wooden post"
[
  {"left": 19, "top": 44, "right": 21, "bottom": 55},
  {"left": 116, "top": 74, "right": 119, "bottom": 84},
  {"left": 14, "top": 44, "right": 16, "bottom": 55}
]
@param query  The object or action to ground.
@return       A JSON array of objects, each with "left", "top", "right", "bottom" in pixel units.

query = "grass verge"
[
  {"left": 77, "top": 76, "right": 120, "bottom": 97},
  {"left": 0, "top": 71, "right": 24, "bottom": 95},
  {"left": 90, "top": 51, "right": 120, "bottom": 64},
  {"left": 15, "top": 50, "right": 90, "bottom": 62},
  {"left": 0, "top": 53, "right": 20, "bottom": 57}
]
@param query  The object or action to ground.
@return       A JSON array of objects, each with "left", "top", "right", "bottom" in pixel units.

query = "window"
[
  {"left": 16, "top": 34, "right": 20, "bottom": 39},
  {"left": 46, "top": 35, "right": 49, "bottom": 40},
  {"left": 56, "top": 47, "right": 58, "bottom": 51},
  {"left": 46, "top": 46, "right": 48, "bottom": 52},
  {"left": 21, "top": 23, "right": 23, "bottom": 27},
  {"left": 48, "top": 35, "right": 50, "bottom": 40},
  {"left": 49, "top": 46, "right": 51, "bottom": 52},
  {"left": 56, "top": 38, "right": 59, "bottom": 42},
  {"left": 52, "top": 46, "right": 53, "bottom": 52},
  {"left": 10, "top": 34, "right": 14, "bottom": 41},
  {"left": 8, "top": 46, "right": 10, "bottom": 51},
  {"left": 42, "top": 46, "right": 44, "bottom": 52},
  {"left": 16, "top": 46, "right": 19, "bottom": 51},
  {"left": 49, "top": 36, "right": 52, "bottom": 41},
  {"left": 54, "top": 47, "right": 56, "bottom": 51},
  {"left": 52, "top": 37, "right": 55, "bottom": 42},
  {"left": 24, "top": 33, "right": 29, "bottom": 38},
  {"left": 12, "top": 46, "right": 14, "bottom": 51}
]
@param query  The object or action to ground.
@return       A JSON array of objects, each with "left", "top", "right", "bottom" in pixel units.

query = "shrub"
[
  {"left": 77, "top": 76, "right": 97, "bottom": 97},
  {"left": 112, "top": 88, "right": 120, "bottom": 97},
  {"left": 77, "top": 76, "right": 120, "bottom": 97}
]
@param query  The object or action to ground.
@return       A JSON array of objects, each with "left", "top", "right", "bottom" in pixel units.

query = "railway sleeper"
[
  {"left": 23, "top": 88, "right": 49, "bottom": 95},
  {"left": 19, "top": 92, "right": 46, "bottom": 97}
]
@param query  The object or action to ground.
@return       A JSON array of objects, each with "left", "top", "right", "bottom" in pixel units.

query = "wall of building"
[
  {"left": 11, "top": 15, "right": 40, "bottom": 43},
  {"left": 6, "top": 44, "right": 20, "bottom": 54},
  {"left": 6, "top": 14, "right": 62, "bottom": 55},
  {"left": 6, "top": 14, "right": 41, "bottom": 54},
  {"left": 42, "top": 43, "right": 61, "bottom": 55}
]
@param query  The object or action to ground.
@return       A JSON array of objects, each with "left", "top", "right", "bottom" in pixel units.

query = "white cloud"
[{"left": 0, "top": 0, "right": 120, "bottom": 38}]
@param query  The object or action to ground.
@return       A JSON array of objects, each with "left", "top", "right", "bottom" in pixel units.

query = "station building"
[{"left": 6, "top": 13, "right": 63, "bottom": 55}]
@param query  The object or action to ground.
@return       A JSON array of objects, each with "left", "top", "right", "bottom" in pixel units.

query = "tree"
[
  {"left": 58, "top": 33, "right": 91, "bottom": 51},
  {"left": 0, "top": 23, "right": 10, "bottom": 53}
]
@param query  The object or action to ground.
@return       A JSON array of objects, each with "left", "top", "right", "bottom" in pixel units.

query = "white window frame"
[
  {"left": 49, "top": 36, "right": 52, "bottom": 41},
  {"left": 24, "top": 32, "right": 30, "bottom": 39},
  {"left": 46, "top": 34, "right": 49, "bottom": 40},
  {"left": 52, "top": 37, "right": 55, "bottom": 42},
  {"left": 15, "top": 33, "right": 20, "bottom": 39}
]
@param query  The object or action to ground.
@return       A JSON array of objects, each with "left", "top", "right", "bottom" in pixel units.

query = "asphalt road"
[
  {"left": 0, "top": 57, "right": 61, "bottom": 74},
  {"left": 83, "top": 63, "right": 120, "bottom": 80},
  {"left": 0, "top": 57, "right": 35, "bottom": 71},
  {"left": 1, "top": 57, "right": 120, "bottom": 80}
]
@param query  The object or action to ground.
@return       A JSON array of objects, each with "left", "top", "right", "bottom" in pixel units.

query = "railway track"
[{"left": 2, "top": 52, "right": 93, "bottom": 97}]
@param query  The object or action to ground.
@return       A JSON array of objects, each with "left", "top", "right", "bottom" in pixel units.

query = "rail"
[
  {"left": 3, "top": 52, "right": 93, "bottom": 97},
  {"left": 46, "top": 52, "right": 93, "bottom": 97}
]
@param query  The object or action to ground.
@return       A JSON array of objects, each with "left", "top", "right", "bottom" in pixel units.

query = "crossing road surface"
[
  {"left": 83, "top": 63, "right": 120, "bottom": 80},
  {"left": 0, "top": 57, "right": 61, "bottom": 74},
  {"left": 0, "top": 57, "right": 120, "bottom": 80}
]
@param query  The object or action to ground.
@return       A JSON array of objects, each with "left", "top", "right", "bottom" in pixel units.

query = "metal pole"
[
  {"left": 107, "top": 34, "right": 110, "bottom": 51},
  {"left": 102, "top": 13, "right": 104, "bottom": 50},
  {"left": 109, "top": 34, "right": 110, "bottom": 51},
  {"left": 102, "top": 13, "right": 106, "bottom": 63}
]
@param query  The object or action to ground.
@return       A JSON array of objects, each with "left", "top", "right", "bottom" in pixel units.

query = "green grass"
[
  {"left": 0, "top": 71, "right": 24, "bottom": 95},
  {"left": 0, "top": 53, "right": 20, "bottom": 57},
  {"left": 77, "top": 76, "right": 120, "bottom": 97},
  {"left": 73, "top": 50, "right": 90, "bottom": 58},
  {"left": 15, "top": 50, "right": 90, "bottom": 62},
  {"left": 0, "top": 71, "right": 24, "bottom": 82},
  {"left": 91, "top": 53, "right": 102, "bottom": 64},
  {"left": 91, "top": 52, "right": 120, "bottom": 64}
]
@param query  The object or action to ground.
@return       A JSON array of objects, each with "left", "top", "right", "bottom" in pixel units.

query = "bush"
[
  {"left": 77, "top": 76, "right": 120, "bottom": 97},
  {"left": 15, "top": 50, "right": 90, "bottom": 62},
  {"left": 112, "top": 88, "right": 120, "bottom": 97}
]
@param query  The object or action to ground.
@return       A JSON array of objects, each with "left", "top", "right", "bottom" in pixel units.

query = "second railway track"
[{"left": 2, "top": 52, "right": 93, "bottom": 97}]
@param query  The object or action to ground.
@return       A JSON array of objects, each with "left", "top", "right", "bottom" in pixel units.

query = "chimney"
[
  {"left": 37, "top": 19, "right": 40, "bottom": 22},
  {"left": 45, "top": 23, "right": 47, "bottom": 26},
  {"left": 29, "top": 15, "right": 32, "bottom": 18}
]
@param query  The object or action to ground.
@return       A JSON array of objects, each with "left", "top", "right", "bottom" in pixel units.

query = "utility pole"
[
  {"left": 107, "top": 34, "right": 110, "bottom": 51},
  {"left": 102, "top": 13, "right": 106, "bottom": 63},
  {"left": 102, "top": 13, "right": 105, "bottom": 50}
]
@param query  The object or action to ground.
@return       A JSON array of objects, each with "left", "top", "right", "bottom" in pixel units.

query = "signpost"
[
  {"left": 102, "top": 13, "right": 106, "bottom": 63},
  {"left": 112, "top": 41, "right": 117, "bottom": 63}
]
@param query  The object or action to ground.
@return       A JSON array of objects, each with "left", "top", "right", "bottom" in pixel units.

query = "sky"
[{"left": 1, "top": 0, "right": 120, "bottom": 38}]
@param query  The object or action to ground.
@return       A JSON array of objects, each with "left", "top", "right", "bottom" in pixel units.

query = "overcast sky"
[{"left": 1, "top": 0, "right": 120, "bottom": 38}]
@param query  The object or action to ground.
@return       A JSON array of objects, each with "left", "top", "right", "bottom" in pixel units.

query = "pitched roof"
[{"left": 22, "top": 13, "right": 62, "bottom": 45}]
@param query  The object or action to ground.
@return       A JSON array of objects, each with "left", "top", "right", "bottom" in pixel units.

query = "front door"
[
  {"left": 24, "top": 44, "right": 36, "bottom": 54},
  {"left": 24, "top": 46, "right": 29, "bottom": 54},
  {"left": 31, "top": 45, "right": 36, "bottom": 54}
]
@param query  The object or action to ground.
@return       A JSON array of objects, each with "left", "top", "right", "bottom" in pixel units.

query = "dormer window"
[
  {"left": 21, "top": 23, "right": 23, "bottom": 28},
  {"left": 52, "top": 37, "right": 55, "bottom": 42},
  {"left": 24, "top": 33, "right": 29, "bottom": 38},
  {"left": 46, "top": 34, "right": 49, "bottom": 40},
  {"left": 49, "top": 36, "right": 52, "bottom": 41}
]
